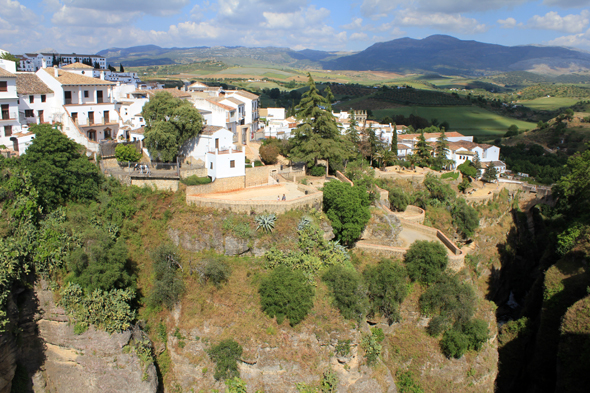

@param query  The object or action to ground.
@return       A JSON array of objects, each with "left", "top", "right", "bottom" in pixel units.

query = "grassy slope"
[
  {"left": 518, "top": 97, "right": 581, "bottom": 111},
  {"left": 372, "top": 106, "right": 537, "bottom": 137}
]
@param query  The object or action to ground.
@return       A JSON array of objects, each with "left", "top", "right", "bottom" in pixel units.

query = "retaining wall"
[
  {"left": 186, "top": 191, "right": 323, "bottom": 214},
  {"left": 390, "top": 205, "right": 425, "bottom": 224},
  {"left": 186, "top": 176, "right": 246, "bottom": 195},
  {"left": 131, "top": 176, "right": 179, "bottom": 192},
  {"left": 246, "top": 164, "right": 278, "bottom": 187},
  {"left": 374, "top": 185, "right": 389, "bottom": 206},
  {"left": 180, "top": 167, "right": 208, "bottom": 178},
  {"left": 335, "top": 171, "right": 354, "bottom": 186}
]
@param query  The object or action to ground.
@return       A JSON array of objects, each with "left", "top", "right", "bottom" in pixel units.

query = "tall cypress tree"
[
  {"left": 391, "top": 123, "right": 398, "bottom": 159},
  {"left": 290, "top": 74, "right": 351, "bottom": 173},
  {"left": 414, "top": 130, "right": 431, "bottom": 166},
  {"left": 435, "top": 129, "right": 449, "bottom": 168}
]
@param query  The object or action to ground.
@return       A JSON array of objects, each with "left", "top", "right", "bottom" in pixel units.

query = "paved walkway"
[{"left": 203, "top": 183, "right": 307, "bottom": 201}]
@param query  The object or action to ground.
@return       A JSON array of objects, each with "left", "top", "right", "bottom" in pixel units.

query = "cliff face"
[{"left": 0, "top": 281, "right": 158, "bottom": 393}]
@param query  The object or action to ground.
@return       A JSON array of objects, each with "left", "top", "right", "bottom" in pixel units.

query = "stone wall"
[
  {"left": 180, "top": 167, "right": 207, "bottom": 179},
  {"left": 335, "top": 171, "right": 354, "bottom": 186},
  {"left": 131, "top": 176, "right": 179, "bottom": 192},
  {"left": 375, "top": 185, "right": 389, "bottom": 205},
  {"left": 245, "top": 164, "right": 278, "bottom": 187},
  {"left": 394, "top": 205, "right": 425, "bottom": 224},
  {"left": 186, "top": 192, "right": 323, "bottom": 214},
  {"left": 186, "top": 176, "right": 246, "bottom": 195}
]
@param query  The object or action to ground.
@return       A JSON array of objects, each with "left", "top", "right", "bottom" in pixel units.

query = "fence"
[{"left": 99, "top": 140, "right": 142, "bottom": 158}]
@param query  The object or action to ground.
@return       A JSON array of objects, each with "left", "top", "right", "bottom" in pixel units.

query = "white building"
[
  {"left": 36, "top": 63, "right": 121, "bottom": 153},
  {"left": 18, "top": 53, "right": 108, "bottom": 72},
  {"left": 180, "top": 125, "right": 245, "bottom": 181},
  {"left": 0, "top": 60, "right": 25, "bottom": 152},
  {"left": 260, "top": 107, "right": 285, "bottom": 120},
  {"left": 16, "top": 73, "right": 56, "bottom": 128}
]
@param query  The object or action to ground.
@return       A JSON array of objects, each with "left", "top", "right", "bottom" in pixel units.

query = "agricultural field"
[
  {"left": 518, "top": 97, "right": 582, "bottom": 111},
  {"left": 372, "top": 106, "right": 537, "bottom": 138}
]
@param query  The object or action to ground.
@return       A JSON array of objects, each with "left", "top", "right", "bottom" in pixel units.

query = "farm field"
[
  {"left": 372, "top": 106, "right": 537, "bottom": 138},
  {"left": 517, "top": 97, "right": 582, "bottom": 110}
]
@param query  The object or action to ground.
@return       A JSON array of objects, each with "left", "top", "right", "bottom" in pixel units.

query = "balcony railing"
[
  {"left": 74, "top": 117, "right": 116, "bottom": 126},
  {"left": 0, "top": 112, "right": 17, "bottom": 121}
]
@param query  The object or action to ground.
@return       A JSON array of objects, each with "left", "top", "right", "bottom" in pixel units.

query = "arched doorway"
[
  {"left": 9, "top": 137, "right": 18, "bottom": 153},
  {"left": 87, "top": 129, "right": 96, "bottom": 141}
]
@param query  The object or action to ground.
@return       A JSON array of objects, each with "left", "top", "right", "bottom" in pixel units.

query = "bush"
[
  {"left": 462, "top": 318, "right": 489, "bottom": 351},
  {"left": 148, "top": 244, "right": 185, "bottom": 309},
  {"left": 360, "top": 328, "right": 384, "bottom": 365},
  {"left": 323, "top": 180, "right": 371, "bottom": 246},
  {"left": 322, "top": 265, "right": 368, "bottom": 321},
  {"left": 404, "top": 240, "right": 448, "bottom": 284},
  {"left": 441, "top": 328, "right": 469, "bottom": 358},
  {"left": 180, "top": 175, "right": 211, "bottom": 186},
  {"left": 309, "top": 165, "right": 326, "bottom": 177},
  {"left": 452, "top": 199, "right": 479, "bottom": 239},
  {"left": 259, "top": 143, "right": 279, "bottom": 165},
  {"left": 397, "top": 371, "right": 424, "bottom": 393},
  {"left": 115, "top": 144, "right": 142, "bottom": 163},
  {"left": 207, "top": 339, "right": 243, "bottom": 380},
  {"left": 389, "top": 188, "right": 410, "bottom": 212},
  {"left": 202, "top": 258, "right": 232, "bottom": 288},
  {"left": 259, "top": 266, "right": 314, "bottom": 326},
  {"left": 419, "top": 274, "right": 476, "bottom": 330},
  {"left": 254, "top": 160, "right": 263, "bottom": 167},
  {"left": 363, "top": 259, "right": 409, "bottom": 324}
]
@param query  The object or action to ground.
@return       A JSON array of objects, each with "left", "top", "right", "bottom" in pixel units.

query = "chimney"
[
  {"left": 54, "top": 66, "right": 58, "bottom": 78},
  {"left": 100, "top": 71, "right": 105, "bottom": 80},
  {"left": 41, "top": 58, "right": 47, "bottom": 69}
]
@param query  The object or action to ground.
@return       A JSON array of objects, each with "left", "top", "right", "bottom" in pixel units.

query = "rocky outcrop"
[{"left": 167, "top": 228, "right": 271, "bottom": 257}]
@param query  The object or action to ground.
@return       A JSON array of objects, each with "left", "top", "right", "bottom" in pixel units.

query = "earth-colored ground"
[{"left": 203, "top": 183, "right": 307, "bottom": 201}]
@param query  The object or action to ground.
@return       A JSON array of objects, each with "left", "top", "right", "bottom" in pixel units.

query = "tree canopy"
[
  {"left": 404, "top": 240, "right": 449, "bottom": 284},
  {"left": 142, "top": 92, "right": 203, "bottom": 162},
  {"left": 290, "top": 74, "right": 351, "bottom": 171},
  {"left": 20, "top": 124, "right": 102, "bottom": 210},
  {"left": 323, "top": 180, "right": 371, "bottom": 246}
]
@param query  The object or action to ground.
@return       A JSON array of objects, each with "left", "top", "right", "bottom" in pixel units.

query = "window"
[
  {"left": 4, "top": 126, "right": 12, "bottom": 137},
  {"left": 41, "top": 95, "right": 46, "bottom": 103},
  {"left": 84, "top": 90, "right": 89, "bottom": 98},
  {"left": 29, "top": 95, "right": 34, "bottom": 103},
  {"left": 0, "top": 82, "right": 6, "bottom": 92},
  {"left": 25, "top": 110, "right": 34, "bottom": 117},
  {"left": 230, "top": 160, "right": 235, "bottom": 168},
  {"left": 210, "top": 162, "right": 213, "bottom": 169}
]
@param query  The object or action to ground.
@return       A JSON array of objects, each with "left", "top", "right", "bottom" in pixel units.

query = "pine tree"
[
  {"left": 435, "top": 129, "right": 450, "bottom": 169},
  {"left": 324, "top": 86, "right": 334, "bottom": 111},
  {"left": 414, "top": 130, "right": 431, "bottom": 166},
  {"left": 482, "top": 162, "right": 498, "bottom": 182},
  {"left": 119, "top": 63, "right": 125, "bottom": 72},
  {"left": 290, "top": 74, "right": 351, "bottom": 173},
  {"left": 346, "top": 110, "right": 360, "bottom": 145}
]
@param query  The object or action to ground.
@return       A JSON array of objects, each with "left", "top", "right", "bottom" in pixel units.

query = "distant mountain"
[
  {"left": 95, "top": 45, "right": 339, "bottom": 68},
  {"left": 321, "top": 35, "right": 590, "bottom": 75}
]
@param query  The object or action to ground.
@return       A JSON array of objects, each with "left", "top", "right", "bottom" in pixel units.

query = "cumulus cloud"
[
  {"left": 341, "top": 18, "right": 363, "bottom": 30},
  {"left": 396, "top": 10, "right": 488, "bottom": 34},
  {"left": 52, "top": 6, "right": 140, "bottom": 27},
  {"left": 59, "top": 0, "right": 190, "bottom": 16},
  {"left": 350, "top": 32, "right": 369, "bottom": 40},
  {"left": 527, "top": 11, "right": 589, "bottom": 34},
  {"left": 0, "top": 0, "right": 44, "bottom": 52},
  {"left": 547, "top": 28, "right": 590, "bottom": 48},
  {"left": 218, "top": 0, "right": 308, "bottom": 24},
  {"left": 498, "top": 17, "right": 518, "bottom": 28}
]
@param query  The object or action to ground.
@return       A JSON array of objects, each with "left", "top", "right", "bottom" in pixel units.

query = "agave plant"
[
  {"left": 297, "top": 216, "right": 313, "bottom": 231},
  {"left": 255, "top": 213, "right": 277, "bottom": 233}
]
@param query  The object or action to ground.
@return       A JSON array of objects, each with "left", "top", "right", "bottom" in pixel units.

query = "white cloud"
[
  {"left": 0, "top": 0, "right": 44, "bottom": 53},
  {"left": 59, "top": 0, "right": 190, "bottom": 16},
  {"left": 350, "top": 32, "right": 369, "bottom": 40},
  {"left": 527, "top": 11, "right": 589, "bottom": 34},
  {"left": 543, "top": 0, "right": 590, "bottom": 8},
  {"left": 547, "top": 28, "right": 590, "bottom": 48},
  {"left": 341, "top": 18, "right": 363, "bottom": 30},
  {"left": 52, "top": 6, "right": 140, "bottom": 27},
  {"left": 498, "top": 17, "right": 517, "bottom": 29},
  {"left": 396, "top": 11, "right": 488, "bottom": 34},
  {"left": 218, "top": 0, "right": 308, "bottom": 24},
  {"left": 360, "top": 0, "right": 530, "bottom": 19}
]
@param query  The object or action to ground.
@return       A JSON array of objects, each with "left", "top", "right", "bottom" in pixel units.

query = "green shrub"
[
  {"left": 335, "top": 339, "right": 351, "bottom": 356},
  {"left": 202, "top": 258, "right": 231, "bottom": 288},
  {"left": 360, "top": 328, "right": 383, "bottom": 366},
  {"left": 323, "top": 180, "right": 371, "bottom": 246},
  {"left": 441, "top": 328, "right": 469, "bottom": 358},
  {"left": 207, "top": 339, "right": 243, "bottom": 380},
  {"left": 397, "top": 371, "right": 424, "bottom": 393},
  {"left": 363, "top": 259, "right": 409, "bottom": 324},
  {"left": 389, "top": 188, "right": 410, "bottom": 212},
  {"left": 148, "top": 244, "right": 185, "bottom": 309},
  {"left": 462, "top": 318, "right": 489, "bottom": 351},
  {"left": 259, "top": 144, "right": 280, "bottom": 165},
  {"left": 259, "top": 266, "right": 314, "bottom": 326},
  {"left": 423, "top": 174, "right": 455, "bottom": 205},
  {"left": 180, "top": 175, "right": 211, "bottom": 186},
  {"left": 452, "top": 199, "right": 480, "bottom": 239},
  {"left": 255, "top": 213, "right": 277, "bottom": 233},
  {"left": 254, "top": 160, "right": 264, "bottom": 167},
  {"left": 404, "top": 240, "right": 448, "bottom": 284},
  {"left": 115, "top": 144, "right": 142, "bottom": 162},
  {"left": 440, "top": 171, "right": 459, "bottom": 181},
  {"left": 320, "top": 369, "right": 338, "bottom": 393},
  {"left": 225, "top": 377, "right": 247, "bottom": 393},
  {"left": 309, "top": 165, "right": 326, "bottom": 176},
  {"left": 419, "top": 274, "right": 476, "bottom": 331},
  {"left": 322, "top": 265, "right": 368, "bottom": 321}
]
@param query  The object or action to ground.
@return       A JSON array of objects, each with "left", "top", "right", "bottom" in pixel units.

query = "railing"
[{"left": 0, "top": 112, "right": 17, "bottom": 121}]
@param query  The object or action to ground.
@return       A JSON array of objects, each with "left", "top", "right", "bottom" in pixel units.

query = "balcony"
[
  {"left": 74, "top": 117, "right": 117, "bottom": 127},
  {"left": 0, "top": 112, "right": 17, "bottom": 122}
]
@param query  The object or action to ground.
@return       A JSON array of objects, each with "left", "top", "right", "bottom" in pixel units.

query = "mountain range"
[{"left": 97, "top": 35, "right": 590, "bottom": 76}]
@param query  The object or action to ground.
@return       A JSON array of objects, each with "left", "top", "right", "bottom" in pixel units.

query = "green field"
[
  {"left": 518, "top": 97, "right": 581, "bottom": 110},
  {"left": 373, "top": 106, "right": 537, "bottom": 138}
]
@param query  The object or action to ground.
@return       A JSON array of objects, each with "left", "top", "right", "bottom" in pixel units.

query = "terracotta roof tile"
[
  {"left": 223, "top": 97, "right": 244, "bottom": 106},
  {"left": 41, "top": 68, "right": 114, "bottom": 86},
  {"left": 16, "top": 73, "right": 53, "bottom": 95},
  {"left": 0, "top": 67, "right": 16, "bottom": 78},
  {"left": 206, "top": 98, "right": 234, "bottom": 111},
  {"left": 201, "top": 125, "right": 225, "bottom": 135},
  {"left": 228, "top": 90, "right": 258, "bottom": 100},
  {"left": 62, "top": 62, "right": 94, "bottom": 69}
]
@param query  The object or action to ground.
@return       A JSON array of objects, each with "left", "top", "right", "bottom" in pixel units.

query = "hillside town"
[{"left": 0, "top": 53, "right": 504, "bottom": 183}]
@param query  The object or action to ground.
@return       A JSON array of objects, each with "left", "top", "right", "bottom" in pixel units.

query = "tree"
[
  {"left": 323, "top": 180, "right": 371, "bottom": 246},
  {"left": 142, "top": 92, "right": 203, "bottom": 162},
  {"left": 324, "top": 86, "right": 334, "bottom": 110},
  {"left": 148, "top": 244, "right": 185, "bottom": 309},
  {"left": 108, "top": 64, "right": 116, "bottom": 72},
  {"left": 119, "top": 63, "right": 125, "bottom": 72},
  {"left": 414, "top": 130, "right": 431, "bottom": 166},
  {"left": 404, "top": 240, "right": 449, "bottom": 284},
  {"left": 346, "top": 110, "right": 361, "bottom": 145},
  {"left": 452, "top": 199, "right": 479, "bottom": 239},
  {"left": 115, "top": 144, "right": 142, "bottom": 162},
  {"left": 363, "top": 259, "right": 409, "bottom": 324},
  {"left": 0, "top": 51, "right": 19, "bottom": 67},
  {"left": 20, "top": 124, "right": 102, "bottom": 210},
  {"left": 259, "top": 143, "right": 279, "bottom": 165},
  {"left": 259, "top": 266, "right": 314, "bottom": 326},
  {"left": 322, "top": 265, "right": 368, "bottom": 321},
  {"left": 390, "top": 123, "right": 398, "bottom": 160},
  {"left": 290, "top": 74, "right": 351, "bottom": 172},
  {"left": 482, "top": 162, "right": 498, "bottom": 182},
  {"left": 458, "top": 161, "right": 477, "bottom": 180},
  {"left": 434, "top": 129, "right": 450, "bottom": 169},
  {"left": 504, "top": 124, "right": 519, "bottom": 137},
  {"left": 207, "top": 339, "right": 243, "bottom": 380}
]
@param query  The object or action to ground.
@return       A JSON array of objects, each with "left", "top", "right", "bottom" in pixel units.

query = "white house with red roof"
[{"left": 0, "top": 59, "right": 26, "bottom": 153}]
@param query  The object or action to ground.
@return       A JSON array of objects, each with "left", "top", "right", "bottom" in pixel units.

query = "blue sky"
[{"left": 1, "top": 0, "right": 590, "bottom": 54}]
